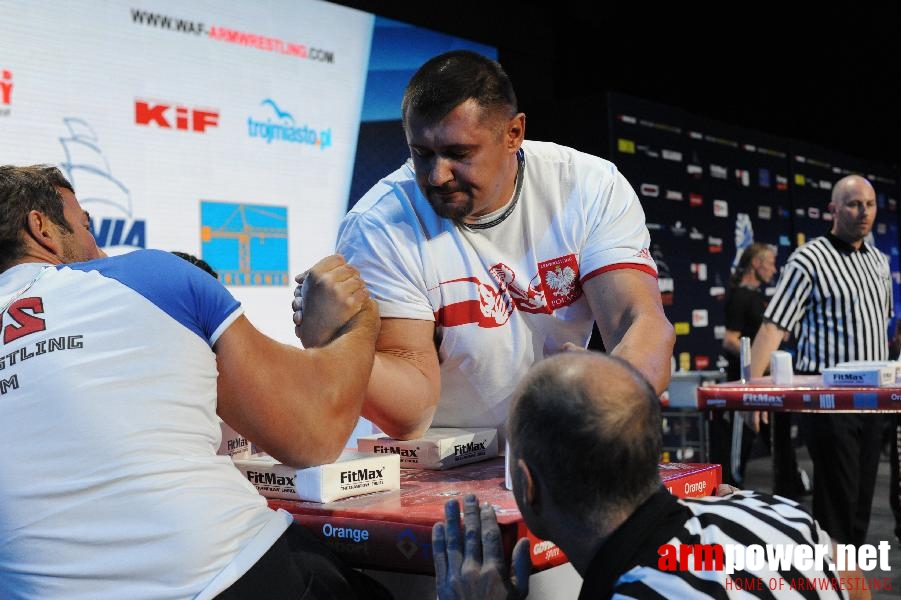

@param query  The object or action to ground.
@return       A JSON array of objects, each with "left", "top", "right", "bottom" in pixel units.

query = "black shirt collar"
[
  {"left": 578, "top": 487, "right": 691, "bottom": 600},
  {"left": 825, "top": 231, "right": 869, "bottom": 254}
]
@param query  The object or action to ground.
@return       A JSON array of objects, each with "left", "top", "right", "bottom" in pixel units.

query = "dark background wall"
[{"left": 329, "top": 1, "right": 900, "bottom": 170}]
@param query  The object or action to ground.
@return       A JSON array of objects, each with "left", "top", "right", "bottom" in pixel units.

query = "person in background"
[
  {"left": 0, "top": 165, "right": 388, "bottom": 599},
  {"left": 711, "top": 243, "right": 777, "bottom": 486},
  {"left": 749, "top": 174, "right": 891, "bottom": 547},
  {"left": 432, "top": 351, "right": 867, "bottom": 599},
  {"left": 296, "top": 49, "right": 674, "bottom": 441},
  {"left": 171, "top": 250, "right": 218, "bottom": 279}
]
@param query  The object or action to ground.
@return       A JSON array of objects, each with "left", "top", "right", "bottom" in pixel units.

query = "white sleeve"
[
  {"left": 336, "top": 211, "right": 436, "bottom": 321},
  {"left": 579, "top": 163, "right": 657, "bottom": 281}
]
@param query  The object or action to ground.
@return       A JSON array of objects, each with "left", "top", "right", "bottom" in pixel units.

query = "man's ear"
[
  {"left": 516, "top": 458, "right": 540, "bottom": 514},
  {"left": 26, "top": 209, "right": 61, "bottom": 254},
  {"left": 506, "top": 113, "right": 526, "bottom": 151}
]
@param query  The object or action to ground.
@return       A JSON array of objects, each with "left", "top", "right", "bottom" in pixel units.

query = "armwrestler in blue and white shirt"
[{"left": 0, "top": 165, "right": 381, "bottom": 600}]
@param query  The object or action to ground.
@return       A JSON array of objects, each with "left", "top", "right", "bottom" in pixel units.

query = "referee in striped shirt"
[{"left": 749, "top": 174, "right": 893, "bottom": 547}]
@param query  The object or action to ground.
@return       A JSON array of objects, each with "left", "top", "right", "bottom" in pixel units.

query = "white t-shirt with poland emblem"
[{"left": 337, "top": 140, "right": 657, "bottom": 432}]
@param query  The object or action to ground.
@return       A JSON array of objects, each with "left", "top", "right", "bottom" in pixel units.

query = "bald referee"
[{"left": 749, "top": 174, "right": 892, "bottom": 546}]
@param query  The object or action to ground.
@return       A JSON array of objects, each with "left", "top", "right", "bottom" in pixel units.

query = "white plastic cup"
[{"left": 770, "top": 351, "right": 794, "bottom": 385}]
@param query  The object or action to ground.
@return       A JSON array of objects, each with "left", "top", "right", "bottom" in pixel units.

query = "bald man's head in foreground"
[{"left": 507, "top": 351, "right": 662, "bottom": 539}]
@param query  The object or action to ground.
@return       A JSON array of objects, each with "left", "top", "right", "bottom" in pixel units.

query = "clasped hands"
[{"left": 291, "top": 254, "right": 371, "bottom": 347}]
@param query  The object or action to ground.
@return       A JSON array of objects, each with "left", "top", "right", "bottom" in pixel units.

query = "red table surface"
[
  {"left": 697, "top": 375, "right": 901, "bottom": 412},
  {"left": 268, "top": 458, "right": 721, "bottom": 575}
]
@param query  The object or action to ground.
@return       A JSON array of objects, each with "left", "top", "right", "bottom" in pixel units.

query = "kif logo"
[
  {"left": 135, "top": 99, "right": 219, "bottom": 133},
  {"left": 1, "top": 69, "right": 12, "bottom": 115}
]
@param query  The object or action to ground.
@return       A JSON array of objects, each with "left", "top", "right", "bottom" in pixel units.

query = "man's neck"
[
  {"left": 5, "top": 254, "right": 61, "bottom": 272},
  {"left": 548, "top": 509, "right": 628, "bottom": 576},
  {"left": 2, "top": 258, "right": 48, "bottom": 276},
  {"left": 830, "top": 228, "right": 864, "bottom": 250}
]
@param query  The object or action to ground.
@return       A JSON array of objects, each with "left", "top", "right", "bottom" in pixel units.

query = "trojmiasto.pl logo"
[{"left": 247, "top": 98, "right": 332, "bottom": 149}]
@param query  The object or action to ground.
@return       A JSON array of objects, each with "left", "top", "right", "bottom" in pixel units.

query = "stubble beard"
[
  {"left": 55, "top": 227, "right": 85, "bottom": 264},
  {"left": 428, "top": 190, "right": 473, "bottom": 222}
]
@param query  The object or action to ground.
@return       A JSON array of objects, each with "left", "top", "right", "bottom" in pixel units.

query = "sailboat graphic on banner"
[{"left": 58, "top": 118, "right": 146, "bottom": 252}]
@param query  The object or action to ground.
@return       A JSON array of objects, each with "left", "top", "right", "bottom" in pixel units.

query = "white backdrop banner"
[{"left": 0, "top": 0, "right": 373, "bottom": 343}]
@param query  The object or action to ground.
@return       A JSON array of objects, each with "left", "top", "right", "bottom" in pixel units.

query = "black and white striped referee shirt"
[
  {"left": 579, "top": 487, "right": 845, "bottom": 599},
  {"left": 763, "top": 232, "right": 892, "bottom": 373}
]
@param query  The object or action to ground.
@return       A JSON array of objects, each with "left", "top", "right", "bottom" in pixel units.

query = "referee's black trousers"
[{"left": 803, "top": 412, "right": 883, "bottom": 546}]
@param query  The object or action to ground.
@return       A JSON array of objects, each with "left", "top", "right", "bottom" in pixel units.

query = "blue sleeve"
[{"left": 60, "top": 249, "right": 242, "bottom": 346}]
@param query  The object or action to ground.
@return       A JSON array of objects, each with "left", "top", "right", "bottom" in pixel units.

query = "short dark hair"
[
  {"left": 401, "top": 50, "right": 517, "bottom": 131},
  {"left": 171, "top": 251, "right": 218, "bottom": 279},
  {"left": 41, "top": 166, "right": 74, "bottom": 194},
  {"left": 508, "top": 353, "right": 662, "bottom": 523},
  {"left": 0, "top": 165, "right": 74, "bottom": 270}
]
